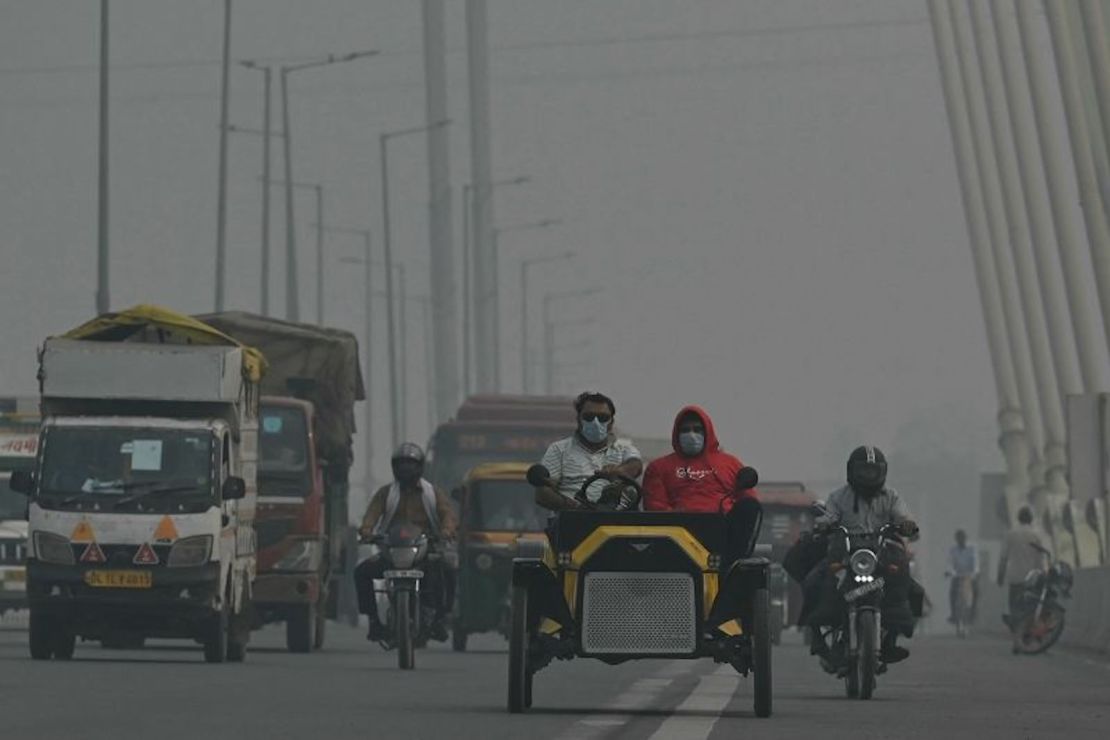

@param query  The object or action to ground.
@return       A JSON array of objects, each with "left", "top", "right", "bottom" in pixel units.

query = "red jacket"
[{"left": 642, "top": 405, "right": 757, "bottom": 513}]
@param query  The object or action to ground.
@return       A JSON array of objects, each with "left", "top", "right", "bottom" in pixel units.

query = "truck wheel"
[
  {"left": 53, "top": 628, "right": 77, "bottom": 660},
  {"left": 286, "top": 603, "right": 315, "bottom": 653},
  {"left": 29, "top": 609, "right": 56, "bottom": 660},
  {"left": 203, "top": 602, "right": 229, "bottom": 664},
  {"left": 752, "top": 588, "right": 773, "bottom": 718},
  {"left": 452, "top": 628, "right": 468, "bottom": 652}
]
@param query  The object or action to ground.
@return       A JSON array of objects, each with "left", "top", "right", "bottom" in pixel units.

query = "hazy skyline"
[{"left": 1, "top": 1, "right": 1022, "bottom": 503}]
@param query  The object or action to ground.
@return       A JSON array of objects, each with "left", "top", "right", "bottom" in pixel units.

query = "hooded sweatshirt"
[{"left": 642, "top": 405, "right": 757, "bottom": 513}]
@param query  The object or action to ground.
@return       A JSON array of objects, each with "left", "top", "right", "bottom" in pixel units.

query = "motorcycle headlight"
[
  {"left": 389, "top": 546, "right": 419, "bottom": 569},
  {"left": 34, "top": 532, "right": 74, "bottom": 565},
  {"left": 167, "top": 535, "right": 213, "bottom": 568},
  {"left": 273, "top": 539, "right": 321, "bottom": 572},
  {"left": 475, "top": 552, "right": 494, "bottom": 571},
  {"left": 849, "top": 549, "right": 878, "bottom": 577}
]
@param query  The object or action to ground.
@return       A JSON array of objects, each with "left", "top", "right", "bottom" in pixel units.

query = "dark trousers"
[
  {"left": 724, "top": 497, "right": 763, "bottom": 565},
  {"left": 354, "top": 556, "right": 455, "bottom": 626}
]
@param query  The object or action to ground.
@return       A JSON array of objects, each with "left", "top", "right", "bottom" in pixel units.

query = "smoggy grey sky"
[{"left": 1, "top": 1, "right": 1013, "bottom": 497}]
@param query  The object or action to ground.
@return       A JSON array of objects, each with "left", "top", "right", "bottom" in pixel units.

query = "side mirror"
[
  {"left": 735, "top": 466, "right": 759, "bottom": 491},
  {"left": 222, "top": 476, "right": 247, "bottom": 501},
  {"left": 526, "top": 464, "right": 552, "bottom": 487},
  {"left": 812, "top": 501, "right": 829, "bottom": 518},
  {"left": 8, "top": 471, "right": 33, "bottom": 495}
]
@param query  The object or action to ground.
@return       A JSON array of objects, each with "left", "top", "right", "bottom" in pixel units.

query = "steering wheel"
[{"left": 573, "top": 471, "right": 643, "bottom": 511}]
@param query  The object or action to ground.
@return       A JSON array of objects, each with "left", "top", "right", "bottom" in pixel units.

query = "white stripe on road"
[
  {"left": 646, "top": 665, "right": 739, "bottom": 740},
  {"left": 555, "top": 661, "right": 691, "bottom": 740}
]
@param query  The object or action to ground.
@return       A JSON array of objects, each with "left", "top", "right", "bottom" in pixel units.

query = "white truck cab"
[{"left": 15, "top": 327, "right": 259, "bottom": 662}]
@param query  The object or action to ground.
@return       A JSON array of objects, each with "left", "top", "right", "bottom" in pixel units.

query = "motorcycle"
[
  {"left": 815, "top": 518, "right": 913, "bottom": 700},
  {"left": 1012, "top": 543, "right": 1072, "bottom": 655},
  {"left": 365, "top": 523, "right": 445, "bottom": 670}
]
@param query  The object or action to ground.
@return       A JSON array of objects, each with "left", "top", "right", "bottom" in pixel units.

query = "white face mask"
[
  {"left": 581, "top": 418, "right": 609, "bottom": 443},
  {"left": 678, "top": 431, "right": 704, "bottom": 456}
]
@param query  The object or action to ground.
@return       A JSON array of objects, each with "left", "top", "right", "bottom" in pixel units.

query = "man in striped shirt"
[{"left": 534, "top": 391, "right": 643, "bottom": 511}]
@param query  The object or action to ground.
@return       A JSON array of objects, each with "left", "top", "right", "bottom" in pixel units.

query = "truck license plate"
[
  {"left": 383, "top": 569, "right": 423, "bottom": 579},
  {"left": 83, "top": 570, "right": 153, "bottom": 589}
]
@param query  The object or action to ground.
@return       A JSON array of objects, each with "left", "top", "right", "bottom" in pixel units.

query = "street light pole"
[
  {"left": 462, "top": 183, "right": 472, "bottom": 397},
  {"left": 399, "top": 262, "right": 408, "bottom": 443},
  {"left": 520, "top": 251, "right": 574, "bottom": 393},
  {"left": 280, "top": 66, "right": 298, "bottom": 321},
  {"left": 96, "top": 0, "right": 110, "bottom": 315},
  {"left": 261, "top": 67, "right": 272, "bottom": 315},
  {"left": 541, "top": 287, "right": 599, "bottom": 394},
  {"left": 315, "top": 184, "right": 324, "bottom": 324},
  {"left": 379, "top": 120, "right": 449, "bottom": 447},
  {"left": 215, "top": 0, "right": 232, "bottom": 312},
  {"left": 278, "top": 51, "right": 378, "bottom": 323}
]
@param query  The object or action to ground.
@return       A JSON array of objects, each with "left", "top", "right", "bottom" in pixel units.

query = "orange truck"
[{"left": 199, "top": 313, "right": 365, "bottom": 652}]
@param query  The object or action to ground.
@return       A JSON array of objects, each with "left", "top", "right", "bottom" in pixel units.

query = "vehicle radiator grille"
[{"left": 581, "top": 571, "right": 696, "bottom": 655}]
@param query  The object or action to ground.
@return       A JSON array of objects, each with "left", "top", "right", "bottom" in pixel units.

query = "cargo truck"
[
  {"left": 10, "top": 307, "right": 261, "bottom": 662},
  {"left": 198, "top": 312, "right": 365, "bottom": 652}
]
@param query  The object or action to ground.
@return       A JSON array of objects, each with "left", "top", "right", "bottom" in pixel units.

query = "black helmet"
[
  {"left": 391, "top": 442, "right": 425, "bottom": 484},
  {"left": 847, "top": 445, "right": 887, "bottom": 498}
]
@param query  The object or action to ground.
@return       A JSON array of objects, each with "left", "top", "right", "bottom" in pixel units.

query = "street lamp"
[
  {"left": 380, "top": 119, "right": 450, "bottom": 446},
  {"left": 266, "top": 50, "right": 377, "bottom": 322},
  {"left": 542, "top": 288, "right": 600, "bottom": 394},
  {"left": 491, "top": 218, "right": 561, "bottom": 388},
  {"left": 236, "top": 62, "right": 276, "bottom": 314},
  {"left": 265, "top": 179, "right": 323, "bottom": 323},
  {"left": 520, "top": 250, "right": 574, "bottom": 393},
  {"left": 461, "top": 175, "right": 529, "bottom": 397}
]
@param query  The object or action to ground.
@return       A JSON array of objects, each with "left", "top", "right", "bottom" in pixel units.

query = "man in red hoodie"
[{"left": 643, "top": 406, "right": 762, "bottom": 565}]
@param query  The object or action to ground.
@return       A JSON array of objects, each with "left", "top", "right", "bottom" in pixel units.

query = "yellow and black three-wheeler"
[{"left": 507, "top": 467, "right": 773, "bottom": 717}]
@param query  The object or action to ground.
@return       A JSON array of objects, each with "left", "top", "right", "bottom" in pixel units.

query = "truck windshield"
[
  {"left": 259, "top": 406, "right": 312, "bottom": 497},
  {"left": 38, "top": 427, "right": 215, "bottom": 504},
  {"left": 467, "top": 480, "right": 547, "bottom": 532}
]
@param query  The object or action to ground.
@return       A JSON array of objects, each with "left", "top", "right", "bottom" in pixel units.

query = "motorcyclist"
[
  {"left": 642, "top": 405, "right": 762, "bottom": 566},
  {"left": 800, "top": 445, "right": 919, "bottom": 671},
  {"left": 533, "top": 391, "right": 643, "bottom": 511},
  {"left": 354, "top": 443, "right": 457, "bottom": 643}
]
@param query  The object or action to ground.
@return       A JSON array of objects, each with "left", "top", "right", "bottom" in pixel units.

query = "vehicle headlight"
[
  {"left": 167, "top": 535, "right": 213, "bottom": 568},
  {"left": 475, "top": 553, "right": 494, "bottom": 571},
  {"left": 34, "top": 532, "right": 74, "bottom": 565},
  {"left": 389, "top": 546, "right": 419, "bottom": 569},
  {"left": 849, "top": 549, "right": 878, "bottom": 577},
  {"left": 273, "top": 539, "right": 320, "bottom": 572}
]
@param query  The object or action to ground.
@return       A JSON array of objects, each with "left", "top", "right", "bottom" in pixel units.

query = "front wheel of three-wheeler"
[
  {"left": 507, "top": 583, "right": 533, "bottom": 713},
  {"left": 286, "top": 603, "right": 315, "bottom": 654},
  {"left": 452, "top": 627, "right": 468, "bottom": 652},
  {"left": 752, "top": 587, "right": 773, "bottom": 718}
]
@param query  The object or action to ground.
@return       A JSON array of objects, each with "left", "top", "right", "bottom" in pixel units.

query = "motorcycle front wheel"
[
  {"left": 396, "top": 590, "right": 415, "bottom": 670},
  {"left": 857, "top": 610, "right": 877, "bottom": 700}
]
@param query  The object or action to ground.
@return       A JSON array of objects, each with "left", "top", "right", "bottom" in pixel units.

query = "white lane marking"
[
  {"left": 554, "top": 661, "right": 690, "bottom": 740},
  {"left": 646, "top": 665, "right": 739, "bottom": 740}
]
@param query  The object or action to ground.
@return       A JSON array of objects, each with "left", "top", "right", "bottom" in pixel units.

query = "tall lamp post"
[
  {"left": 96, "top": 0, "right": 110, "bottom": 314},
  {"left": 278, "top": 50, "right": 377, "bottom": 321},
  {"left": 380, "top": 119, "right": 449, "bottom": 447},
  {"left": 520, "top": 251, "right": 574, "bottom": 393},
  {"left": 461, "top": 174, "right": 529, "bottom": 397},
  {"left": 238, "top": 62, "right": 276, "bottom": 315},
  {"left": 214, "top": 0, "right": 232, "bottom": 311},
  {"left": 265, "top": 179, "right": 324, "bottom": 323},
  {"left": 542, "top": 287, "right": 600, "bottom": 394},
  {"left": 491, "top": 218, "right": 560, "bottom": 385}
]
